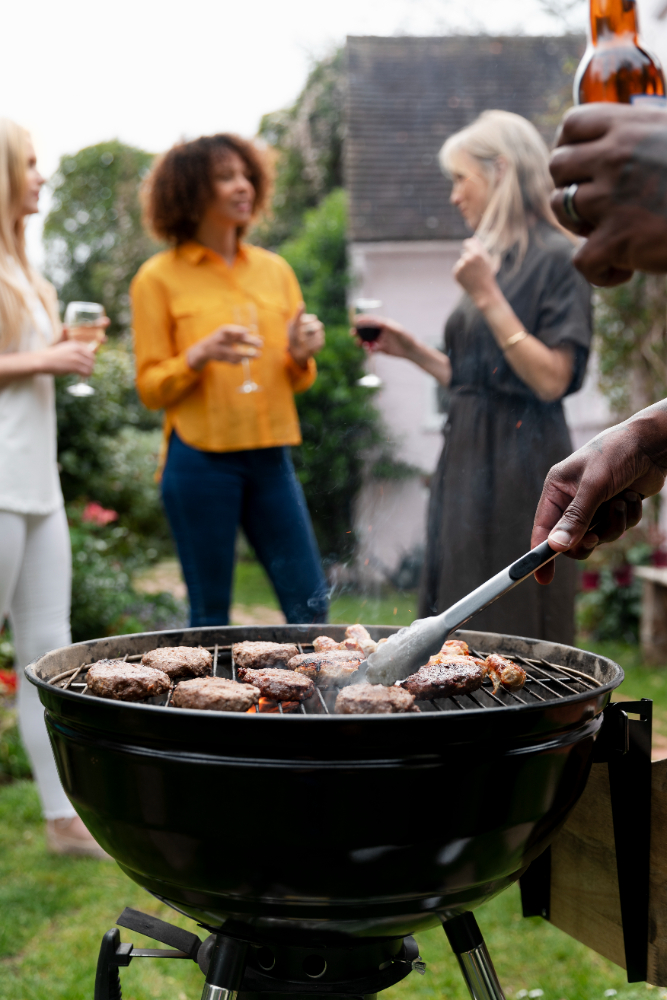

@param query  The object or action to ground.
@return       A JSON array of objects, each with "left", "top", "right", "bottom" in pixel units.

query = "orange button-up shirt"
[{"left": 131, "top": 241, "right": 316, "bottom": 460}]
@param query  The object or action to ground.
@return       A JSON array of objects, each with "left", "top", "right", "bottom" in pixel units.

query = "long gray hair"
[{"left": 439, "top": 110, "right": 570, "bottom": 265}]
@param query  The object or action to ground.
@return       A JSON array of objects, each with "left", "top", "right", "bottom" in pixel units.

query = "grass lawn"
[{"left": 4, "top": 564, "right": 667, "bottom": 999}]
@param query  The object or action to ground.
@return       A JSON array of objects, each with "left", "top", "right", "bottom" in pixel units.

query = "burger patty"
[
  {"left": 142, "top": 645, "right": 212, "bottom": 679},
  {"left": 335, "top": 683, "right": 418, "bottom": 714},
  {"left": 287, "top": 650, "right": 364, "bottom": 687},
  {"left": 398, "top": 658, "right": 485, "bottom": 700},
  {"left": 172, "top": 677, "right": 260, "bottom": 712},
  {"left": 86, "top": 661, "right": 170, "bottom": 701},
  {"left": 236, "top": 666, "right": 315, "bottom": 702},
  {"left": 232, "top": 641, "right": 300, "bottom": 669}
]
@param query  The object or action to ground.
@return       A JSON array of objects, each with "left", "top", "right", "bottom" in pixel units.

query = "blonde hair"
[
  {"left": 439, "top": 110, "right": 570, "bottom": 265},
  {"left": 0, "top": 118, "right": 59, "bottom": 349}
]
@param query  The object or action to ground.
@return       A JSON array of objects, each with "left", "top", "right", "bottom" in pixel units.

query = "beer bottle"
[{"left": 574, "top": 0, "right": 666, "bottom": 105}]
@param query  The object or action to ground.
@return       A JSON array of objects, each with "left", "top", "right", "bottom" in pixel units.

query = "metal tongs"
[{"left": 362, "top": 539, "right": 558, "bottom": 686}]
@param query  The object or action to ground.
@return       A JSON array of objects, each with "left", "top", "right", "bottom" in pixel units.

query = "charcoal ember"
[
  {"left": 232, "top": 641, "right": 300, "bottom": 669},
  {"left": 335, "top": 683, "right": 418, "bottom": 714},
  {"left": 287, "top": 650, "right": 364, "bottom": 687},
  {"left": 86, "top": 661, "right": 170, "bottom": 701},
  {"left": 236, "top": 666, "right": 314, "bottom": 702},
  {"left": 398, "top": 658, "right": 485, "bottom": 700},
  {"left": 172, "top": 677, "right": 259, "bottom": 712},
  {"left": 142, "top": 645, "right": 212, "bottom": 679}
]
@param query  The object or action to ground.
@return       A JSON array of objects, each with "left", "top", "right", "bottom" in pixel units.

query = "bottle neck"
[{"left": 590, "top": 0, "right": 639, "bottom": 44}]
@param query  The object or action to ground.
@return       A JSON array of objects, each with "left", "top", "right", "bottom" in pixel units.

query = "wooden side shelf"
[{"left": 548, "top": 758, "right": 667, "bottom": 986}]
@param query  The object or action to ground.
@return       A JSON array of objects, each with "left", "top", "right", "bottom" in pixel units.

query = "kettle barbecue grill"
[{"left": 27, "top": 622, "right": 633, "bottom": 1000}]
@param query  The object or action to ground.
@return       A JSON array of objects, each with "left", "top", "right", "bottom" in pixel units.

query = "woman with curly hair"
[
  {"left": 0, "top": 119, "right": 107, "bottom": 855},
  {"left": 132, "top": 133, "right": 328, "bottom": 626}
]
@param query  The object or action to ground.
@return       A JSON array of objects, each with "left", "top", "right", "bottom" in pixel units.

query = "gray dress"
[{"left": 419, "top": 223, "right": 592, "bottom": 645}]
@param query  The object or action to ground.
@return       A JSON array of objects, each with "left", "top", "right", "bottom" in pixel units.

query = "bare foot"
[{"left": 46, "top": 815, "right": 112, "bottom": 859}]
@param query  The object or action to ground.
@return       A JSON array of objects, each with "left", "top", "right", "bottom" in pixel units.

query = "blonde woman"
[
  {"left": 0, "top": 119, "right": 106, "bottom": 855},
  {"left": 356, "top": 111, "right": 592, "bottom": 643}
]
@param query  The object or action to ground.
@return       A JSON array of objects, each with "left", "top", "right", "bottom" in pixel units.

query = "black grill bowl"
[{"left": 27, "top": 625, "right": 623, "bottom": 941}]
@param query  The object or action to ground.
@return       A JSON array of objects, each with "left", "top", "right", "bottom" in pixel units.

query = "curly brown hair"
[{"left": 141, "top": 133, "right": 272, "bottom": 244}]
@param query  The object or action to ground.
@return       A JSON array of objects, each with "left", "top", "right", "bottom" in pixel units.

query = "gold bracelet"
[{"left": 503, "top": 331, "right": 529, "bottom": 351}]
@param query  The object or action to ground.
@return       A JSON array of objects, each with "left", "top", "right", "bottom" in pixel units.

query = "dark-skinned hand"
[
  {"left": 550, "top": 103, "right": 667, "bottom": 286},
  {"left": 531, "top": 400, "right": 667, "bottom": 584}
]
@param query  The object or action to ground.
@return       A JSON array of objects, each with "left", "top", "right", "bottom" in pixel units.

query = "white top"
[{"left": 0, "top": 267, "right": 63, "bottom": 515}]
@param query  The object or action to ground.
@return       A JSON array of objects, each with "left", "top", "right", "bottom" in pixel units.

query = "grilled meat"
[
  {"left": 172, "top": 676, "right": 260, "bottom": 712},
  {"left": 312, "top": 626, "right": 377, "bottom": 657},
  {"left": 440, "top": 639, "right": 471, "bottom": 656},
  {"left": 236, "top": 666, "right": 315, "bottom": 702},
  {"left": 287, "top": 650, "right": 364, "bottom": 687},
  {"left": 483, "top": 654, "right": 527, "bottom": 695},
  {"left": 232, "top": 641, "right": 300, "bottom": 669},
  {"left": 142, "top": 645, "right": 212, "bottom": 679},
  {"left": 312, "top": 636, "right": 340, "bottom": 652},
  {"left": 86, "top": 661, "right": 170, "bottom": 701},
  {"left": 398, "top": 658, "right": 485, "bottom": 700},
  {"left": 335, "top": 683, "right": 418, "bottom": 714},
  {"left": 344, "top": 624, "right": 377, "bottom": 656}
]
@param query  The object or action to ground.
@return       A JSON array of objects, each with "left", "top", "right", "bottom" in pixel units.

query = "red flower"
[
  {"left": 0, "top": 670, "right": 17, "bottom": 694},
  {"left": 82, "top": 502, "right": 118, "bottom": 526},
  {"left": 581, "top": 570, "right": 600, "bottom": 591}
]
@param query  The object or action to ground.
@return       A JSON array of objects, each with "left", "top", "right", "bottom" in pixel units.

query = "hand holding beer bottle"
[{"left": 575, "top": 0, "right": 666, "bottom": 106}]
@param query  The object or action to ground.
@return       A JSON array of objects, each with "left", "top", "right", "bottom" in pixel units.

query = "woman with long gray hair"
[
  {"left": 355, "top": 110, "right": 592, "bottom": 643},
  {"left": 0, "top": 119, "right": 107, "bottom": 855}
]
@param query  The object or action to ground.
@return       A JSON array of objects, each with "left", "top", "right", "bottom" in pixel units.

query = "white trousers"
[{"left": 0, "top": 507, "right": 76, "bottom": 819}]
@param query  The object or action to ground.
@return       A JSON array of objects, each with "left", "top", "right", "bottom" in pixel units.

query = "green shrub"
[
  {"left": 0, "top": 710, "right": 32, "bottom": 784},
  {"left": 67, "top": 503, "right": 184, "bottom": 643},
  {"left": 576, "top": 569, "right": 642, "bottom": 644}
]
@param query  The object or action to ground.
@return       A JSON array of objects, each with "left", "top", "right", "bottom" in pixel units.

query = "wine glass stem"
[{"left": 242, "top": 358, "right": 252, "bottom": 388}]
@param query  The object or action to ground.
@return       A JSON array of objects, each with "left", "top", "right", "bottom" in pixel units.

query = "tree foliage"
[
  {"left": 43, "top": 140, "right": 160, "bottom": 333},
  {"left": 281, "top": 190, "right": 384, "bottom": 561},
  {"left": 255, "top": 49, "right": 346, "bottom": 248},
  {"left": 595, "top": 275, "right": 667, "bottom": 418}
]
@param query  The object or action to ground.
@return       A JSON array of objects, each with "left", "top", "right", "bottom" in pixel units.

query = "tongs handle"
[{"left": 364, "top": 541, "right": 558, "bottom": 686}]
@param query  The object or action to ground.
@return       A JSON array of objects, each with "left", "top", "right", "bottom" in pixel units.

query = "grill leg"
[
  {"left": 443, "top": 913, "right": 505, "bottom": 1000},
  {"left": 201, "top": 934, "right": 248, "bottom": 1000}
]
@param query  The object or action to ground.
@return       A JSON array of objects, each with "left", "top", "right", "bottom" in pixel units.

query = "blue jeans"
[{"left": 161, "top": 433, "right": 329, "bottom": 626}]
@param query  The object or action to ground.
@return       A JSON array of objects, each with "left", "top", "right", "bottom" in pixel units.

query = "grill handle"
[{"left": 364, "top": 541, "right": 558, "bottom": 686}]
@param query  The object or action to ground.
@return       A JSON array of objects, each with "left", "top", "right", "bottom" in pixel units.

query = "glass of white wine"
[
  {"left": 64, "top": 301, "right": 106, "bottom": 398},
  {"left": 233, "top": 302, "right": 262, "bottom": 394}
]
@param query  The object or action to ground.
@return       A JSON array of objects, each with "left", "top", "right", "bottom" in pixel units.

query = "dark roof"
[{"left": 345, "top": 35, "right": 584, "bottom": 242}]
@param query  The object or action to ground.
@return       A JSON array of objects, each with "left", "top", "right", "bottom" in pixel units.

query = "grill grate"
[{"left": 50, "top": 642, "right": 601, "bottom": 714}]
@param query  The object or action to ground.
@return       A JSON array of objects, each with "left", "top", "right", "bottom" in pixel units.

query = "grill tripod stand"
[{"left": 94, "top": 907, "right": 504, "bottom": 1000}]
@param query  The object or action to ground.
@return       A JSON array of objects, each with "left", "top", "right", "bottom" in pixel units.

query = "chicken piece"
[
  {"left": 86, "top": 661, "right": 170, "bottom": 701},
  {"left": 232, "top": 641, "right": 300, "bottom": 669},
  {"left": 345, "top": 624, "right": 377, "bottom": 656},
  {"left": 425, "top": 651, "right": 485, "bottom": 669},
  {"left": 483, "top": 654, "right": 527, "bottom": 695},
  {"left": 142, "top": 645, "right": 212, "bottom": 679},
  {"left": 287, "top": 650, "right": 364, "bottom": 687},
  {"left": 236, "top": 666, "right": 315, "bottom": 702},
  {"left": 172, "top": 676, "right": 260, "bottom": 712},
  {"left": 335, "top": 683, "right": 418, "bottom": 714},
  {"left": 397, "top": 658, "right": 485, "bottom": 700},
  {"left": 312, "top": 635, "right": 340, "bottom": 653},
  {"left": 440, "top": 639, "right": 471, "bottom": 657}
]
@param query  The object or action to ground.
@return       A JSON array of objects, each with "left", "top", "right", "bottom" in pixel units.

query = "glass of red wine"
[{"left": 353, "top": 299, "right": 383, "bottom": 388}]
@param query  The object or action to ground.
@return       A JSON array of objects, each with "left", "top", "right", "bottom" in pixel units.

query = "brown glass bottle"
[{"left": 575, "top": 0, "right": 666, "bottom": 105}]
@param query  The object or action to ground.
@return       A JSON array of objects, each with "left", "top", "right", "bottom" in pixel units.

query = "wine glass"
[
  {"left": 233, "top": 303, "right": 262, "bottom": 394},
  {"left": 352, "top": 298, "right": 383, "bottom": 389},
  {"left": 64, "top": 301, "right": 106, "bottom": 398}
]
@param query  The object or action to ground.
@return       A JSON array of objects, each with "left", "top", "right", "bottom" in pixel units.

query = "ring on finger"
[{"left": 562, "top": 183, "right": 583, "bottom": 225}]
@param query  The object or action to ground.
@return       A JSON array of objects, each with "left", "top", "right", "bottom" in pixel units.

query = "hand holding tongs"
[{"left": 362, "top": 540, "right": 559, "bottom": 686}]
